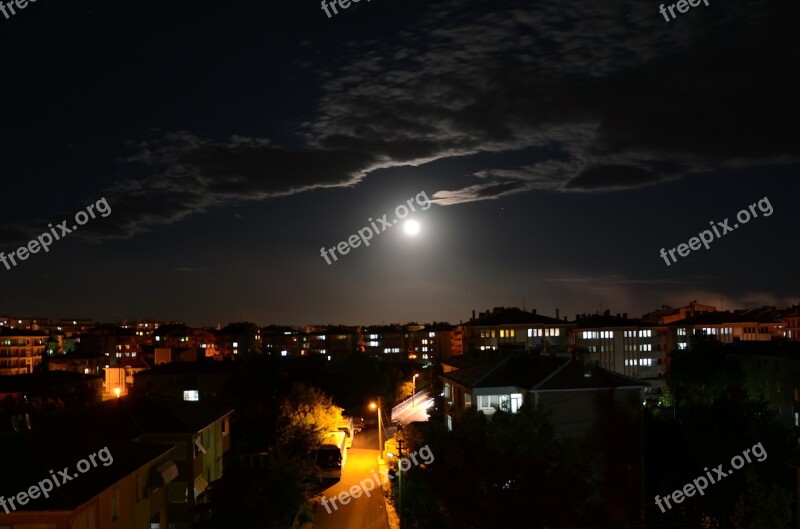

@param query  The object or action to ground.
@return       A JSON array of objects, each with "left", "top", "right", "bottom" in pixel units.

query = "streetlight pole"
[
  {"left": 412, "top": 374, "right": 419, "bottom": 407},
  {"left": 378, "top": 396, "right": 383, "bottom": 457},
  {"left": 371, "top": 397, "right": 383, "bottom": 459}
]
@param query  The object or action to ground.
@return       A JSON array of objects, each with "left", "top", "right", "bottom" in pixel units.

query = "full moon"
[{"left": 403, "top": 219, "right": 421, "bottom": 236}]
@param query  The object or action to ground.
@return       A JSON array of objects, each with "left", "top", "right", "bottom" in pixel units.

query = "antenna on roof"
[{"left": 523, "top": 297, "right": 526, "bottom": 311}]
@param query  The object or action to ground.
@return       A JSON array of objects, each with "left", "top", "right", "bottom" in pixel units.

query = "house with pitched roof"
[
  {"left": 0, "top": 396, "right": 233, "bottom": 529},
  {"left": 440, "top": 352, "right": 648, "bottom": 437}
]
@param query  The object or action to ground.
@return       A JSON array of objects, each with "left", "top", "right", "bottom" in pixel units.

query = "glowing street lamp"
[
  {"left": 412, "top": 374, "right": 419, "bottom": 406},
  {"left": 369, "top": 397, "right": 383, "bottom": 460},
  {"left": 114, "top": 387, "right": 121, "bottom": 398}
]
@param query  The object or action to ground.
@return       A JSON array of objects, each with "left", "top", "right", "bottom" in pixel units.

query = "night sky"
[{"left": 0, "top": 0, "right": 797, "bottom": 327}]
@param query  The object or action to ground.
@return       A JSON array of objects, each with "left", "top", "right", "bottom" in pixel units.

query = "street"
[{"left": 312, "top": 431, "right": 390, "bottom": 529}]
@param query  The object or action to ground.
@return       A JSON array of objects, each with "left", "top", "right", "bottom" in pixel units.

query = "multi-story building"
[
  {"left": 572, "top": 311, "right": 667, "bottom": 394},
  {"left": 409, "top": 323, "right": 456, "bottom": 361},
  {"left": 668, "top": 311, "right": 785, "bottom": 351},
  {"left": 215, "top": 322, "right": 262, "bottom": 358},
  {"left": 132, "top": 361, "right": 238, "bottom": 404},
  {"left": 460, "top": 307, "right": 572, "bottom": 356},
  {"left": 79, "top": 325, "right": 143, "bottom": 366},
  {"left": 1, "top": 395, "right": 233, "bottom": 528},
  {"left": 782, "top": 307, "right": 800, "bottom": 341},
  {"left": 361, "top": 324, "right": 408, "bottom": 356},
  {"left": 304, "top": 326, "right": 360, "bottom": 359},
  {"left": 262, "top": 325, "right": 304, "bottom": 357},
  {"left": 0, "top": 327, "right": 47, "bottom": 375},
  {"left": 153, "top": 325, "right": 218, "bottom": 361},
  {"left": 0, "top": 434, "right": 177, "bottom": 529}
]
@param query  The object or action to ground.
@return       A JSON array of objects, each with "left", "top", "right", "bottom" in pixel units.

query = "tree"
[
  {"left": 276, "top": 383, "right": 344, "bottom": 455},
  {"left": 731, "top": 467, "right": 792, "bottom": 529}
]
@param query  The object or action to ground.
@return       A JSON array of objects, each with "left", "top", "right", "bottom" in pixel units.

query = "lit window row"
[
  {"left": 383, "top": 347, "right": 400, "bottom": 353},
  {"left": 368, "top": 340, "right": 379, "bottom": 347},
  {"left": 479, "top": 330, "right": 497, "bottom": 338},
  {"left": 640, "top": 344, "right": 652, "bottom": 352},
  {"left": 499, "top": 329, "right": 515, "bottom": 338},
  {"left": 624, "top": 358, "right": 654, "bottom": 366},
  {"left": 582, "top": 331, "right": 612, "bottom": 339}
]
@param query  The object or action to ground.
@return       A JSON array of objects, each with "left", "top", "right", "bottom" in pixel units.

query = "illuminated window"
[
  {"left": 370, "top": 334, "right": 378, "bottom": 340},
  {"left": 111, "top": 491, "right": 119, "bottom": 520},
  {"left": 183, "top": 390, "right": 199, "bottom": 401},
  {"left": 429, "top": 332, "right": 435, "bottom": 337},
  {"left": 368, "top": 341, "right": 378, "bottom": 347}
]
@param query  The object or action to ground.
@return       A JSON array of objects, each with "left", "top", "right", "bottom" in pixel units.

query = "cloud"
[
  {"left": 308, "top": 0, "right": 799, "bottom": 203},
  {"left": 4, "top": 0, "right": 796, "bottom": 244}
]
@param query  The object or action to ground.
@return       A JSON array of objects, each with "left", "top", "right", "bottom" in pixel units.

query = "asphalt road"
[{"left": 312, "top": 431, "right": 390, "bottom": 529}]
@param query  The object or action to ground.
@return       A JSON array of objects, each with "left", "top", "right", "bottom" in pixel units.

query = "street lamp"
[
  {"left": 369, "top": 397, "right": 383, "bottom": 460},
  {"left": 412, "top": 374, "right": 419, "bottom": 406}
]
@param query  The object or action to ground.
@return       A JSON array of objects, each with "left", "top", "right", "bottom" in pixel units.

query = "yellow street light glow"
[{"left": 114, "top": 387, "right": 121, "bottom": 398}]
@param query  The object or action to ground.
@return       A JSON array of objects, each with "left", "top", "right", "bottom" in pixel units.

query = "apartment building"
[
  {"left": 572, "top": 311, "right": 667, "bottom": 393},
  {"left": 460, "top": 307, "right": 572, "bottom": 356},
  {"left": 261, "top": 325, "right": 304, "bottom": 357},
  {"left": 0, "top": 435, "right": 177, "bottom": 529},
  {"left": 0, "top": 327, "right": 47, "bottom": 375},
  {"left": 361, "top": 324, "right": 408, "bottom": 356},
  {"left": 409, "top": 323, "right": 457, "bottom": 361},
  {"left": 0, "top": 396, "right": 233, "bottom": 529},
  {"left": 669, "top": 311, "right": 785, "bottom": 351}
]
